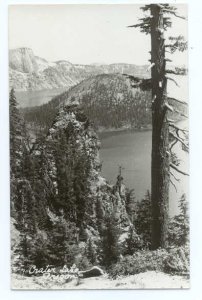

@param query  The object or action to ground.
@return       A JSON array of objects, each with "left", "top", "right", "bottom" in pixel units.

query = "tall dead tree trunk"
[
  {"left": 150, "top": 4, "right": 169, "bottom": 249},
  {"left": 128, "top": 3, "right": 188, "bottom": 250}
]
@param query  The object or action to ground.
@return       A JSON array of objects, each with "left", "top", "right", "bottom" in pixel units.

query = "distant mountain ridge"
[{"left": 9, "top": 47, "right": 149, "bottom": 91}]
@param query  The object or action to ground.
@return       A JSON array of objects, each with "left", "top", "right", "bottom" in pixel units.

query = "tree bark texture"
[{"left": 150, "top": 5, "right": 170, "bottom": 249}]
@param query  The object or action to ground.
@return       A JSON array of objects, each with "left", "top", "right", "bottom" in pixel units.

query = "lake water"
[
  {"left": 16, "top": 88, "right": 67, "bottom": 108},
  {"left": 99, "top": 122, "right": 188, "bottom": 217}
]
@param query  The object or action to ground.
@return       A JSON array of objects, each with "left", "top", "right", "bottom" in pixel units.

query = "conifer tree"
[
  {"left": 128, "top": 4, "right": 188, "bottom": 249},
  {"left": 10, "top": 88, "right": 24, "bottom": 215},
  {"left": 96, "top": 195, "right": 104, "bottom": 233},
  {"left": 134, "top": 190, "right": 152, "bottom": 248},
  {"left": 102, "top": 215, "right": 120, "bottom": 266},
  {"left": 85, "top": 238, "right": 97, "bottom": 265},
  {"left": 125, "top": 188, "right": 136, "bottom": 222},
  {"left": 167, "top": 193, "right": 189, "bottom": 246},
  {"left": 125, "top": 226, "right": 144, "bottom": 255}
]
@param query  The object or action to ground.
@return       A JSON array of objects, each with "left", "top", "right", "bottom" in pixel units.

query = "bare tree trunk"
[{"left": 150, "top": 5, "right": 170, "bottom": 249}]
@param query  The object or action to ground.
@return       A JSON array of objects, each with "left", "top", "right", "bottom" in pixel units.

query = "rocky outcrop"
[
  {"left": 9, "top": 48, "right": 39, "bottom": 73},
  {"left": 79, "top": 266, "right": 104, "bottom": 278},
  {"left": 32, "top": 104, "right": 131, "bottom": 244}
]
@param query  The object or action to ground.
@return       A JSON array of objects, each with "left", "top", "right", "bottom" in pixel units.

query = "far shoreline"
[{"left": 98, "top": 125, "right": 152, "bottom": 139}]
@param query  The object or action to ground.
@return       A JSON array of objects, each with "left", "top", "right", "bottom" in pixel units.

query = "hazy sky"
[{"left": 9, "top": 4, "right": 187, "bottom": 65}]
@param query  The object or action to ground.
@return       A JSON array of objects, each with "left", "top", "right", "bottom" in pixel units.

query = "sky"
[{"left": 9, "top": 4, "right": 187, "bottom": 65}]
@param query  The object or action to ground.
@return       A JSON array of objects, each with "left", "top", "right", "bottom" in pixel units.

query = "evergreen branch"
[
  {"left": 167, "top": 97, "right": 188, "bottom": 106},
  {"left": 169, "top": 131, "right": 189, "bottom": 151},
  {"left": 169, "top": 35, "right": 185, "bottom": 41},
  {"left": 170, "top": 178, "right": 177, "bottom": 192},
  {"left": 165, "top": 102, "right": 174, "bottom": 112},
  {"left": 128, "top": 23, "right": 143, "bottom": 28},
  {"left": 170, "top": 163, "right": 189, "bottom": 176},
  {"left": 166, "top": 68, "right": 187, "bottom": 76},
  {"left": 127, "top": 21, "right": 151, "bottom": 34},
  {"left": 170, "top": 170, "right": 180, "bottom": 182},
  {"left": 169, "top": 132, "right": 178, "bottom": 150},
  {"left": 162, "top": 9, "right": 186, "bottom": 20},
  {"left": 165, "top": 76, "right": 180, "bottom": 87},
  {"left": 169, "top": 139, "right": 178, "bottom": 154},
  {"left": 139, "top": 17, "right": 152, "bottom": 22},
  {"left": 167, "top": 117, "right": 175, "bottom": 123},
  {"left": 123, "top": 75, "right": 152, "bottom": 91},
  {"left": 165, "top": 41, "right": 188, "bottom": 53},
  {"left": 169, "top": 123, "right": 188, "bottom": 133},
  {"left": 161, "top": 4, "right": 177, "bottom": 11},
  {"left": 140, "top": 5, "right": 152, "bottom": 11},
  {"left": 173, "top": 108, "right": 188, "bottom": 119},
  {"left": 165, "top": 58, "right": 172, "bottom": 62}
]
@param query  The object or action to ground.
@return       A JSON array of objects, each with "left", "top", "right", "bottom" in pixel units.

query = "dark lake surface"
[
  {"left": 16, "top": 88, "right": 67, "bottom": 108},
  {"left": 99, "top": 124, "right": 188, "bottom": 217},
  {"left": 99, "top": 129, "right": 151, "bottom": 199}
]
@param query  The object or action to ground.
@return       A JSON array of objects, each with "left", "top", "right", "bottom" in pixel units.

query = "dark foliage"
[
  {"left": 102, "top": 215, "right": 120, "bottom": 267},
  {"left": 167, "top": 194, "right": 189, "bottom": 246},
  {"left": 124, "top": 226, "right": 145, "bottom": 255},
  {"left": 133, "top": 190, "right": 152, "bottom": 248}
]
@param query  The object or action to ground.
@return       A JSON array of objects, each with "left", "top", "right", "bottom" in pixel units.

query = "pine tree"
[
  {"left": 47, "top": 217, "right": 79, "bottom": 267},
  {"left": 134, "top": 190, "right": 152, "bottom": 248},
  {"left": 124, "top": 226, "right": 144, "bottom": 255},
  {"left": 125, "top": 188, "right": 136, "bottom": 222},
  {"left": 167, "top": 194, "right": 189, "bottom": 246},
  {"left": 85, "top": 238, "right": 97, "bottom": 265},
  {"left": 128, "top": 4, "right": 188, "bottom": 249},
  {"left": 96, "top": 195, "right": 104, "bottom": 233},
  {"left": 10, "top": 88, "right": 25, "bottom": 215},
  {"left": 10, "top": 88, "right": 45, "bottom": 270},
  {"left": 53, "top": 128, "right": 77, "bottom": 220},
  {"left": 10, "top": 88, "right": 21, "bottom": 166},
  {"left": 102, "top": 215, "right": 120, "bottom": 266}
]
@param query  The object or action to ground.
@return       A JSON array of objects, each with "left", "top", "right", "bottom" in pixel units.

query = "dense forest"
[{"left": 11, "top": 87, "right": 189, "bottom": 281}]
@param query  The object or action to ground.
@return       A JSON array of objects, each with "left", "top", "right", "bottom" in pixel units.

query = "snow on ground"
[{"left": 11, "top": 271, "right": 189, "bottom": 290}]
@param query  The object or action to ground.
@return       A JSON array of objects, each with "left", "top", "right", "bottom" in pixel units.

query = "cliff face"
[
  {"left": 9, "top": 48, "right": 39, "bottom": 73},
  {"left": 9, "top": 48, "right": 149, "bottom": 91}
]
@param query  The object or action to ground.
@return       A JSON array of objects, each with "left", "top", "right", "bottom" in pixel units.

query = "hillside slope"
[{"left": 22, "top": 73, "right": 152, "bottom": 139}]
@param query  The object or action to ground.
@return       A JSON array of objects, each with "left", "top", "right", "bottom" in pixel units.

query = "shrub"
[
  {"left": 109, "top": 244, "right": 190, "bottom": 278},
  {"left": 109, "top": 248, "right": 168, "bottom": 278},
  {"left": 163, "top": 245, "right": 189, "bottom": 276}
]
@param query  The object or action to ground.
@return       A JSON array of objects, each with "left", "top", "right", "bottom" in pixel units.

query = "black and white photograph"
[{"left": 8, "top": 2, "right": 190, "bottom": 290}]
